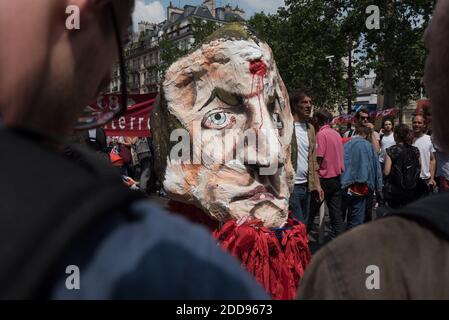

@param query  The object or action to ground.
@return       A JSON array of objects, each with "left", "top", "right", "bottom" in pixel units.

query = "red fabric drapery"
[{"left": 168, "top": 200, "right": 311, "bottom": 300}]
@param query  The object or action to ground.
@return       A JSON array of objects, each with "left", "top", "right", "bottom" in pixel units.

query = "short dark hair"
[
  {"left": 355, "top": 108, "right": 369, "bottom": 119},
  {"left": 382, "top": 117, "right": 394, "bottom": 128},
  {"left": 313, "top": 109, "right": 333, "bottom": 127},
  {"left": 289, "top": 88, "right": 312, "bottom": 110},
  {"left": 394, "top": 124, "right": 413, "bottom": 145}
]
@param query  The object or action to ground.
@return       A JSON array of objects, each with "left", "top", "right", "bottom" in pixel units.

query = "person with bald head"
[
  {"left": 298, "top": 0, "right": 449, "bottom": 299},
  {"left": 0, "top": 0, "right": 266, "bottom": 299}
]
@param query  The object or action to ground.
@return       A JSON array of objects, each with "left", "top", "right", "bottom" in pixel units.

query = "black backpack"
[
  {"left": 389, "top": 145, "right": 421, "bottom": 191},
  {"left": 0, "top": 127, "right": 144, "bottom": 299}
]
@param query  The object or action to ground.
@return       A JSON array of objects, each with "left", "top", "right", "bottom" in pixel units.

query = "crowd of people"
[
  {"left": 71, "top": 129, "right": 158, "bottom": 194},
  {"left": 91, "top": 87, "right": 444, "bottom": 247},
  {"left": 108, "top": 135, "right": 156, "bottom": 192},
  {"left": 290, "top": 91, "right": 445, "bottom": 242}
]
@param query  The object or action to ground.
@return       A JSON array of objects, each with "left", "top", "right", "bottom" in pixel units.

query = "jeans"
[
  {"left": 343, "top": 193, "right": 367, "bottom": 230},
  {"left": 289, "top": 183, "right": 310, "bottom": 224},
  {"left": 310, "top": 176, "right": 345, "bottom": 239}
]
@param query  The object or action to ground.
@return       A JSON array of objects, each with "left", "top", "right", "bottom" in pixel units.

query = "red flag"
[{"left": 89, "top": 93, "right": 157, "bottom": 137}]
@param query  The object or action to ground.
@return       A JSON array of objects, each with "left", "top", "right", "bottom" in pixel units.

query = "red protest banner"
[
  {"left": 88, "top": 93, "right": 157, "bottom": 137},
  {"left": 370, "top": 108, "right": 398, "bottom": 119}
]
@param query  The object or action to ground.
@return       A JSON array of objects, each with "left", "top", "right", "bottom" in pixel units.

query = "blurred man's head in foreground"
[{"left": 0, "top": 0, "right": 134, "bottom": 134}]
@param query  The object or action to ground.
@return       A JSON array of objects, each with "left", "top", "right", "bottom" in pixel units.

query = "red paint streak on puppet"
[
  {"left": 249, "top": 60, "right": 268, "bottom": 129},
  {"left": 249, "top": 59, "right": 267, "bottom": 76}
]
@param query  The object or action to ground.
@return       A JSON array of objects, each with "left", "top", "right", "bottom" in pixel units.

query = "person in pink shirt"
[{"left": 308, "top": 109, "right": 345, "bottom": 239}]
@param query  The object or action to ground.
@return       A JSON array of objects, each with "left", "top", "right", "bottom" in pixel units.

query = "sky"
[{"left": 132, "top": 0, "right": 286, "bottom": 30}]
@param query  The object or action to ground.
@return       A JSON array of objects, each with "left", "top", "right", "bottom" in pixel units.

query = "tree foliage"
[
  {"left": 249, "top": 0, "right": 436, "bottom": 112},
  {"left": 191, "top": 18, "right": 220, "bottom": 47},
  {"left": 350, "top": 0, "right": 435, "bottom": 110},
  {"left": 157, "top": 35, "right": 188, "bottom": 80},
  {"left": 250, "top": 1, "right": 353, "bottom": 110}
]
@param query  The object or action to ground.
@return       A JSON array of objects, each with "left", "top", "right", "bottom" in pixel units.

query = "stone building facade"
[{"left": 108, "top": 0, "right": 245, "bottom": 94}]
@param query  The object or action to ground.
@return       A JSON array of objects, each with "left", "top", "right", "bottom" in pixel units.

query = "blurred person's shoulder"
[
  {"left": 50, "top": 200, "right": 268, "bottom": 300},
  {"left": 298, "top": 212, "right": 449, "bottom": 299}
]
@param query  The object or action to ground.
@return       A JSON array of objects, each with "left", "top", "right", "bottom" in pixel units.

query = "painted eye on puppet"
[
  {"left": 203, "top": 111, "right": 232, "bottom": 129},
  {"left": 272, "top": 113, "right": 284, "bottom": 129}
]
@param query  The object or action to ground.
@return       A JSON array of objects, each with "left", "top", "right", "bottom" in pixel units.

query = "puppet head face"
[{"left": 154, "top": 24, "right": 294, "bottom": 228}]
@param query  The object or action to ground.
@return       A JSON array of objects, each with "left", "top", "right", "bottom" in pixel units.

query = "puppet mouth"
[{"left": 232, "top": 185, "right": 284, "bottom": 203}]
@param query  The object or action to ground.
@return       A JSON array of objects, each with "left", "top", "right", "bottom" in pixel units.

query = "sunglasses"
[{"left": 74, "top": 3, "right": 129, "bottom": 130}]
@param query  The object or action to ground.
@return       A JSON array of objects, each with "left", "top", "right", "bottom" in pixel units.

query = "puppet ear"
[{"left": 150, "top": 88, "right": 186, "bottom": 185}]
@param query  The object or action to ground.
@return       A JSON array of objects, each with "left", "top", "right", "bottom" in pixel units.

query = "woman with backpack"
[{"left": 383, "top": 124, "right": 421, "bottom": 209}]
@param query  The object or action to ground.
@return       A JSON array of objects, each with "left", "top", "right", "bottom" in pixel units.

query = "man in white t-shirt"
[
  {"left": 412, "top": 114, "right": 436, "bottom": 196},
  {"left": 379, "top": 119, "right": 396, "bottom": 170},
  {"left": 289, "top": 89, "right": 324, "bottom": 224}
]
